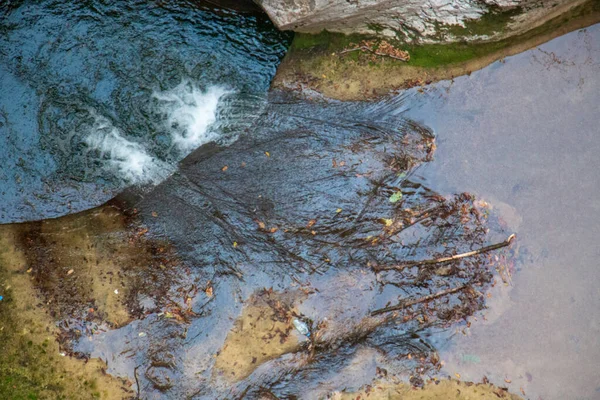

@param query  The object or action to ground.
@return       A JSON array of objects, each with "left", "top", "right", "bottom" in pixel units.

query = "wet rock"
[{"left": 255, "top": 0, "right": 588, "bottom": 44}]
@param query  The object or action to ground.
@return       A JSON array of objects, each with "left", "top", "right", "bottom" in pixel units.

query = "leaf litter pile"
[{"left": 11, "top": 93, "right": 516, "bottom": 398}]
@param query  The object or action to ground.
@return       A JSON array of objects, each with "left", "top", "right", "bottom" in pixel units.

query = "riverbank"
[{"left": 272, "top": 0, "right": 600, "bottom": 100}]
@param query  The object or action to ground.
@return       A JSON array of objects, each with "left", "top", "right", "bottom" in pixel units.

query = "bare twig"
[
  {"left": 134, "top": 365, "right": 141, "bottom": 399},
  {"left": 371, "top": 285, "right": 468, "bottom": 316},
  {"left": 373, "top": 234, "right": 515, "bottom": 272}
]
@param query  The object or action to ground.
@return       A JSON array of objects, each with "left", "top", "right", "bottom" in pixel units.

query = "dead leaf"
[
  {"left": 205, "top": 286, "right": 213, "bottom": 298},
  {"left": 151, "top": 211, "right": 158, "bottom": 217},
  {"left": 222, "top": 165, "right": 228, "bottom": 172},
  {"left": 306, "top": 219, "right": 316, "bottom": 228},
  {"left": 67, "top": 269, "right": 74, "bottom": 275},
  {"left": 265, "top": 151, "right": 270, "bottom": 157}
]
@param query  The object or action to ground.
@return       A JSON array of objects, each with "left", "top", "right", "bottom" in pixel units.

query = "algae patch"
[
  {"left": 0, "top": 204, "right": 182, "bottom": 399},
  {"left": 0, "top": 225, "right": 132, "bottom": 399}
]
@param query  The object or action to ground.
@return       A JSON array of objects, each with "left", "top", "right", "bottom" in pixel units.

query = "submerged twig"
[
  {"left": 371, "top": 285, "right": 468, "bottom": 316},
  {"left": 373, "top": 234, "right": 515, "bottom": 272},
  {"left": 134, "top": 365, "right": 141, "bottom": 399}
]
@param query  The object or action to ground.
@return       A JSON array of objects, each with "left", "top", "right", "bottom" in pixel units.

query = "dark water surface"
[{"left": 0, "top": 0, "right": 291, "bottom": 223}]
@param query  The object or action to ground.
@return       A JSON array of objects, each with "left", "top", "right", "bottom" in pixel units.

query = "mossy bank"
[{"left": 272, "top": 0, "right": 600, "bottom": 100}]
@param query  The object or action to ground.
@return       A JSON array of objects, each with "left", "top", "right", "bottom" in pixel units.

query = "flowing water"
[
  {"left": 0, "top": 1, "right": 599, "bottom": 399},
  {"left": 0, "top": 0, "right": 291, "bottom": 223}
]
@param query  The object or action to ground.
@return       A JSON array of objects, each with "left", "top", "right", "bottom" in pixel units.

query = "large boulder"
[{"left": 254, "top": 0, "right": 589, "bottom": 43}]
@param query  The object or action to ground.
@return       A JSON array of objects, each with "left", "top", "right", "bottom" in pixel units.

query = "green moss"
[
  {"left": 287, "top": 0, "right": 599, "bottom": 69},
  {"left": 366, "top": 23, "right": 385, "bottom": 33},
  {"left": 0, "top": 263, "right": 68, "bottom": 399},
  {"left": 0, "top": 291, "right": 43, "bottom": 400},
  {"left": 443, "top": 6, "right": 523, "bottom": 38}
]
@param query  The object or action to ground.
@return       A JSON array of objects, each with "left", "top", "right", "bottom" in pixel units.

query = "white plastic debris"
[
  {"left": 114, "top": 289, "right": 119, "bottom": 294},
  {"left": 138, "top": 332, "right": 147, "bottom": 337},
  {"left": 292, "top": 318, "right": 310, "bottom": 336}
]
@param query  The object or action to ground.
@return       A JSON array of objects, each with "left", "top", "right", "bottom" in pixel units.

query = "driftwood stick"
[
  {"left": 373, "top": 234, "right": 515, "bottom": 272},
  {"left": 371, "top": 285, "right": 468, "bottom": 316}
]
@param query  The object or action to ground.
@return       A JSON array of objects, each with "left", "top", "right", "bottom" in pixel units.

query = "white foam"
[
  {"left": 85, "top": 114, "right": 173, "bottom": 185},
  {"left": 153, "top": 82, "right": 229, "bottom": 155}
]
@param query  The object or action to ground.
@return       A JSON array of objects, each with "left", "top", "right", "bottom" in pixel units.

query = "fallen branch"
[
  {"left": 371, "top": 285, "right": 468, "bottom": 316},
  {"left": 373, "top": 233, "right": 515, "bottom": 272}
]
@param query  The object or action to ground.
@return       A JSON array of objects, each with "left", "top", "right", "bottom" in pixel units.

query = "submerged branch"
[
  {"left": 371, "top": 285, "right": 468, "bottom": 316},
  {"left": 372, "top": 234, "right": 515, "bottom": 272}
]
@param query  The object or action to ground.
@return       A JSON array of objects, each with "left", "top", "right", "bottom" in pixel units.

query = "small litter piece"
[
  {"left": 389, "top": 191, "right": 403, "bottom": 203},
  {"left": 292, "top": 318, "right": 310, "bottom": 336},
  {"left": 138, "top": 332, "right": 147, "bottom": 338},
  {"left": 0, "top": 296, "right": 3, "bottom": 301},
  {"left": 114, "top": 289, "right": 119, "bottom": 295}
]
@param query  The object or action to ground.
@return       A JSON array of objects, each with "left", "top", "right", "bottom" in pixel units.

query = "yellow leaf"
[
  {"left": 221, "top": 165, "right": 228, "bottom": 172},
  {"left": 336, "top": 208, "right": 342, "bottom": 213},
  {"left": 455, "top": 373, "right": 461, "bottom": 379},
  {"left": 383, "top": 218, "right": 393, "bottom": 226},
  {"left": 265, "top": 151, "right": 270, "bottom": 157},
  {"left": 233, "top": 242, "right": 238, "bottom": 248}
]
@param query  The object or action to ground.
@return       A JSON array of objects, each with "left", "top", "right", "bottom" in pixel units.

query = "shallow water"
[
  {"left": 406, "top": 24, "right": 600, "bottom": 400},
  {"left": 1, "top": 1, "right": 599, "bottom": 399}
]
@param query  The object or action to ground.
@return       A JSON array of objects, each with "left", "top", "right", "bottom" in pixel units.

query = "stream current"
[{"left": 1, "top": 1, "right": 599, "bottom": 399}]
